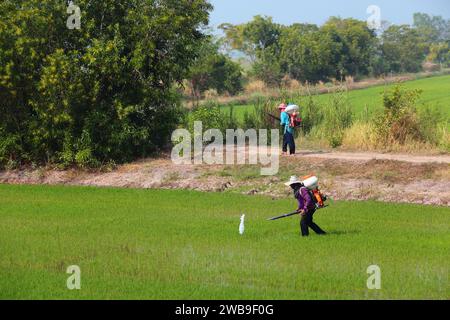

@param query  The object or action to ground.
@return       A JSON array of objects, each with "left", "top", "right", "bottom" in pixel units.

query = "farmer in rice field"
[
  {"left": 279, "top": 103, "right": 296, "bottom": 156},
  {"left": 285, "top": 176, "right": 327, "bottom": 237}
]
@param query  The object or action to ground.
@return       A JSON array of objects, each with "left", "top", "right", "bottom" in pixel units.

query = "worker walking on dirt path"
[
  {"left": 279, "top": 103, "right": 296, "bottom": 155},
  {"left": 285, "top": 176, "right": 326, "bottom": 237}
]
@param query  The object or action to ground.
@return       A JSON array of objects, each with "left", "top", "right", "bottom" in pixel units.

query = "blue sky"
[{"left": 209, "top": 0, "right": 450, "bottom": 28}]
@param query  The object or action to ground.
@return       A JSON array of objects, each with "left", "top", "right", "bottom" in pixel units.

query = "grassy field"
[
  {"left": 0, "top": 184, "right": 449, "bottom": 300},
  {"left": 223, "top": 75, "right": 450, "bottom": 121}
]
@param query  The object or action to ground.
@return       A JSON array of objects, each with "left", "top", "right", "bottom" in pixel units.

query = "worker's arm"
[
  {"left": 296, "top": 195, "right": 306, "bottom": 216},
  {"left": 280, "top": 112, "right": 289, "bottom": 126}
]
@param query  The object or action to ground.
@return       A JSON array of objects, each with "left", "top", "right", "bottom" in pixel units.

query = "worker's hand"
[{"left": 297, "top": 209, "right": 305, "bottom": 216}]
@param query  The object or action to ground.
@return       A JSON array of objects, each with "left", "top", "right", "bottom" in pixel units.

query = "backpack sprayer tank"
[
  {"left": 302, "top": 175, "right": 327, "bottom": 209},
  {"left": 285, "top": 104, "right": 302, "bottom": 128}
]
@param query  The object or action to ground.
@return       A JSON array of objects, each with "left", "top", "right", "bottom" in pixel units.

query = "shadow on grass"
[{"left": 325, "top": 230, "right": 361, "bottom": 236}]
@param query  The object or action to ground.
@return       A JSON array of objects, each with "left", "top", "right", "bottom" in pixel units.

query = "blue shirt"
[{"left": 280, "top": 112, "right": 294, "bottom": 134}]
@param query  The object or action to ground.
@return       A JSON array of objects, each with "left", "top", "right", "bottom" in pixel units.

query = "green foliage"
[
  {"left": 0, "top": 128, "right": 22, "bottom": 168},
  {"left": 381, "top": 25, "right": 427, "bottom": 73},
  {"left": 0, "top": 0, "right": 211, "bottom": 168},
  {"left": 279, "top": 26, "right": 339, "bottom": 83},
  {"left": 221, "top": 16, "right": 284, "bottom": 86},
  {"left": 223, "top": 75, "right": 450, "bottom": 151},
  {"left": 413, "top": 13, "right": 450, "bottom": 44},
  {"left": 322, "top": 17, "right": 377, "bottom": 79},
  {"left": 221, "top": 16, "right": 378, "bottom": 85},
  {"left": 243, "top": 16, "right": 283, "bottom": 86},
  {"left": 188, "top": 38, "right": 243, "bottom": 99},
  {"left": 308, "top": 90, "right": 353, "bottom": 147},
  {"left": 417, "top": 105, "right": 449, "bottom": 148},
  {"left": 251, "top": 48, "right": 284, "bottom": 87},
  {"left": 188, "top": 103, "right": 224, "bottom": 134},
  {"left": 220, "top": 13, "right": 448, "bottom": 86},
  {"left": 427, "top": 42, "right": 450, "bottom": 67},
  {"left": 253, "top": 98, "right": 279, "bottom": 131},
  {"left": 298, "top": 96, "right": 324, "bottom": 133},
  {"left": 222, "top": 105, "right": 240, "bottom": 132},
  {"left": 374, "top": 86, "right": 423, "bottom": 145}
]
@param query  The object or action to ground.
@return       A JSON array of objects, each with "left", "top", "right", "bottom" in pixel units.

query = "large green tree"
[
  {"left": 322, "top": 17, "right": 377, "bottom": 79},
  {"left": 188, "top": 38, "right": 243, "bottom": 99},
  {"left": 0, "top": 0, "right": 212, "bottom": 167},
  {"left": 279, "top": 25, "right": 339, "bottom": 83},
  {"left": 381, "top": 25, "right": 427, "bottom": 73},
  {"left": 219, "top": 16, "right": 284, "bottom": 86}
]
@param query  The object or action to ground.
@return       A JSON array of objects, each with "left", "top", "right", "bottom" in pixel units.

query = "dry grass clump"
[{"left": 244, "top": 80, "right": 268, "bottom": 94}]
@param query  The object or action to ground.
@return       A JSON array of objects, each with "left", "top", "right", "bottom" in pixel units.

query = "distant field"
[
  {"left": 223, "top": 75, "right": 450, "bottom": 121},
  {"left": 1, "top": 184, "right": 448, "bottom": 299}
]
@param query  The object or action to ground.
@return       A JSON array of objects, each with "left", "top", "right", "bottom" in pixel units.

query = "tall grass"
[
  {"left": 185, "top": 84, "right": 448, "bottom": 153},
  {"left": 310, "top": 89, "right": 353, "bottom": 147},
  {"left": 341, "top": 86, "right": 450, "bottom": 153}
]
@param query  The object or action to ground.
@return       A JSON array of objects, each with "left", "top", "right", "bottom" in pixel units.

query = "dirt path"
[
  {"left": 297, "top": 150, "right": 450, "bottom": 164},
  {"left": 1, "top": 150, "right": 449, "bottom": 206}
]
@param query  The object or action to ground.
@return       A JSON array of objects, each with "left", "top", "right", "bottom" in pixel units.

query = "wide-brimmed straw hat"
[{"left": 284, "top": 175, "right": 303, "bottom": 186}]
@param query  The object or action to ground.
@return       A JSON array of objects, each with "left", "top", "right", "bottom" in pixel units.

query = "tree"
[
  {"left": 0, "top": 0, "right": 212, "bottom": 167},
  {"left": 321, "top": 17, "right": 377, "bottom": 79},
  {"left": 427, "top": 42, "right": 450, "bottom": 68},
  {"left": 188, "top": 38, "right": 243, "bottom": 100},
  {"left": 279, "top": 27, "right": 339, "bottom": 83},
  {"left": 413, "top": 13, "right": 450, "bottom": 44},
  {"left": 219, "top": 16, "right": 284, "bottom": 86},
  {"left": 242, "top": 15, "right": 282, "bottom": 53},
  {"left": 381, "top": 25, "right": 427, "bottom": 73},
  {"left": 251, "top": 46, "right": 284, "bottom": 87},
  {"left": 219, "top": 23, "right": 254, "bottom": 60}
]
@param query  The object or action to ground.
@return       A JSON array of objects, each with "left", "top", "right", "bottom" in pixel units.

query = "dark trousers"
[
  {"left": 283, "top": 132, "right": 295, "bottom": 154},
  {"left": 300, "top": 210, "right": 326, "bottom": 237}
]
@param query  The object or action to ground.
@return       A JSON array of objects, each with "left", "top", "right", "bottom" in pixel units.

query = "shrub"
[
  {"left": 417, "top": 105, "right": 446, "bottom": 145},
  {"left": 374, "top": 85, "right": 423, "bottom": 146},
  {"left": 0, "top": 129, "right": 22, "bottom": 169},
  {"left": 188, "top": 103, "right": 224, "bottom": 135}
]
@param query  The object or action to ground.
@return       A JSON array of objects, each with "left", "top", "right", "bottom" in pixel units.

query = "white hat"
[{"left": 284, "top": 175, "right": 303, "bottom": 187}]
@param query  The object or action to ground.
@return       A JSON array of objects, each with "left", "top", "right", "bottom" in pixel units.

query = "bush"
[
  {"left": 0, "top": 129, "right": 22, "bottom": 169},
  {"left": 0, "top": 0, "right": 211, "bottom": 168},
  {"left": 417, "top": 105, "right": 446, "bottom": 145},
  {"left": 187, "top": 102, "right": 240, "bottom": 143},
  {"left": 374, "top": 85, "right": 422, "bottom": 146}
]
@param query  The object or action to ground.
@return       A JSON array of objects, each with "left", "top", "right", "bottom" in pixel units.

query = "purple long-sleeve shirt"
[{"left": 295, "top": 187, "right": 316, "bottom": 212}]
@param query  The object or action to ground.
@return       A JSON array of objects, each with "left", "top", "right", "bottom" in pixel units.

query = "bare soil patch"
[{"left": 1, "top": 150, "right": 449, "bottom": 206}]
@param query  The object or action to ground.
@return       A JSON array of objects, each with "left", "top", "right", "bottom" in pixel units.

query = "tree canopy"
[
  {"left": 220, "top": 13, "right": 450, "bottom": 86},
  {"left": 0, "top": 0, "right": 212, "bottom": 167}
]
